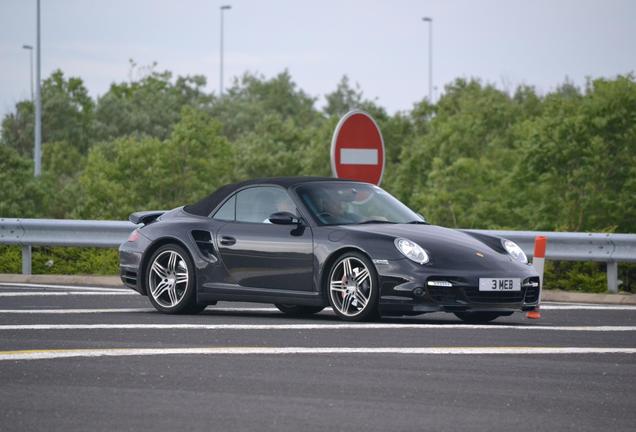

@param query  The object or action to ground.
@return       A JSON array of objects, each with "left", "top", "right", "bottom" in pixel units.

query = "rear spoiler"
[{"left": 129, "top": 210, "right": 167, "bottom": 225}]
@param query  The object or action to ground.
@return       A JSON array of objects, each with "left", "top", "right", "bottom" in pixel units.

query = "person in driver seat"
[
  {"left": 263, "top": 193, "right": 297, "bottom": 223},
  {"left": 316, "top": 190, "right": 361, "bottom": 225}
]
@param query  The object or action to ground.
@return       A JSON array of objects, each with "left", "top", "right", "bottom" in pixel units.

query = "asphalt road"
[{"left": 0, "top": 283, "right": 634, "bottom": 432}]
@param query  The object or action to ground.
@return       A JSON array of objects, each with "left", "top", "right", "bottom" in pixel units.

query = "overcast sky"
[{"left": 1, "top": 0, "right": 634, "bottom": 117}]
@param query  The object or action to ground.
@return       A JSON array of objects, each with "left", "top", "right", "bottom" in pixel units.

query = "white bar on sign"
[{"left": 340, "top": 148, "right": 378, "bottom": 165}]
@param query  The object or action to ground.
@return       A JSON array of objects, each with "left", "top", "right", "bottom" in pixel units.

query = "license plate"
[{"left": 479, "top": 278, "right": 521, "bottom": 291}]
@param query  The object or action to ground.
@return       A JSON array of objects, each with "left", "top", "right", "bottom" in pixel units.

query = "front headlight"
[
  {"left": 502, "top": 239, "right": 528, "bottom": 264},
  {"left": 395, "top": 238, "right": 429, "bottom": 264}
]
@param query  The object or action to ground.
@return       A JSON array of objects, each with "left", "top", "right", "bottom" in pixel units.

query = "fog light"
[
  {"left": 427, "top": 280, "right": 452, "bottom": 287},
  {"left": 413, "top": 287, "right": 425, "bottom": 297}
]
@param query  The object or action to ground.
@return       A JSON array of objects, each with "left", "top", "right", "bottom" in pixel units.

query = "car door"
[{"left": 215, "top": 186, "right": 314, "bottom": 292}]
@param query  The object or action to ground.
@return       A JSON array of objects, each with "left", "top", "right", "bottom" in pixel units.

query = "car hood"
[{"left": 340, "top": 223, "right": 514, "bottom": 269}]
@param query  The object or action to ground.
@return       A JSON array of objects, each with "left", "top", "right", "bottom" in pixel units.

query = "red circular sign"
[{"left": 330, "top": 110, "right": 385, "bottom": 185}]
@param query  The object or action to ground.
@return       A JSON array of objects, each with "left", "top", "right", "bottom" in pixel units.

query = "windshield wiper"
[
  {"left": 358, "top": 220, "right": 398, "bottom": 224},
  {"left": 406, "top": 220, "right": 429, "bottom": 224}
]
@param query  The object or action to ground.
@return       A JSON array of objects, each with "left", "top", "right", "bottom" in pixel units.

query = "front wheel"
[
  {"left": 454, "top": 311, "right": 508, "bottom": 323},
  {"left": 327, "top": 252, "right": 379, "bottom": 322},
  {"left": 275, "top": 304, "right": 324, "bottom": 316},
  {"left": 146, "top": 244, "right": 205, "bottom": 314}
]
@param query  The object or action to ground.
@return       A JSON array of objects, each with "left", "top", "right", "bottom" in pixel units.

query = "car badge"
[{"left": 475, "top": 252, "right": 485, "bottom": 258}]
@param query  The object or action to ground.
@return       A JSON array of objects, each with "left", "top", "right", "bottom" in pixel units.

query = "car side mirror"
[{"left": 268, "top": 211, "right": 300, "bottom": 225}]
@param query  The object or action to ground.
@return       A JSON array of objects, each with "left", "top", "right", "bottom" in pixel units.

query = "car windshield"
[{"left": 295, "top": 182, "right": 426, "bottom": 226}]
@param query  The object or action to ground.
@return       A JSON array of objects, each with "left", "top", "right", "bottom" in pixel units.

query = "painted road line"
[
  {"left": 0, "top": 346, "right": 634, "bottom": 361},
  {"left": 540, "top": 304, "right": 636, "bottom": 311},
  {"left": 0, "top": 284, "right": 633, "bottom": 310},
  {"left": 0, "top": 283, "right": 129, "bottom": 292},
  {"left": 0, "top": 308, "right": 154, "bottom": 314},
  {"left": 0, "top": 307, "right": 278, "bottom": 314},
  {"left": 3, "top": 305, "right": 633, "bottom": 314},
  {"left": 205, "top": 305, "right": 636, "bottom": 312},
  {"left": 214, "top": 305, "right": 636, "bottom": 312},
  {"left": 1, "top": 323, "right": 634, "bottom": 331},
  {"left": 209, "top": 307, "right": 290, "bottom": 313},
  {"left": 1, "top": 305, "right": 634, "bottom": 314},
  {"left": 0, "top": 291, "right": 136, "bottom": 297}
]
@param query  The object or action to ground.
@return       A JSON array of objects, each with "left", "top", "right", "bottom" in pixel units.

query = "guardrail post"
[
  {"left": 21, "top": 245, "right": 32, "bottom": 275},
  {"left": 607, "top": 261, "right": 618, "bottom": 293}
]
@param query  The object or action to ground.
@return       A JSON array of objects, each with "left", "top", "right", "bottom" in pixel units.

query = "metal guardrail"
[
  {"left": 0, "top": 218, "right": 136, "bottom": 276},
  {"left": 1, "top": 218, "right": 635, "bottom": 293}
]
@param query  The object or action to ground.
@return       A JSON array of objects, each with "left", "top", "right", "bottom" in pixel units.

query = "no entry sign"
[{"left": 330, "top": 110, "right": 385, "bottom": 185}]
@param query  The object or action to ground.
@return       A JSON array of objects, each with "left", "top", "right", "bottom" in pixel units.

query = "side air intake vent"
[{"left": 191, "top": 230, "right": 217, "bottom": 261}]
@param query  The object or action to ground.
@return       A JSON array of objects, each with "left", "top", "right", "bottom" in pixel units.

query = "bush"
[
  {"left": 544, "top": 261, "right": 633, "bottom": 293},
  {"left": 0, "top": 245, "right": 119, "bottom": 275}
]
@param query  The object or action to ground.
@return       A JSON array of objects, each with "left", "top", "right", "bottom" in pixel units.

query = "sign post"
[{"left": 330, "top": 110, "right": 385, "bottom": 185}]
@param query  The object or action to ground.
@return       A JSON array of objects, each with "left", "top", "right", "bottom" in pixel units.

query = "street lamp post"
[
  {"left": 422, "top": 17, "right": 433, "bottom": 102},
  {"left": 34, "top": 0, "right": 42, "bottom": 177},
  {"left": 22, "top": 44, "right": 34, "bottom": 102},
  {"left": 220, "top": 5, "right": 232, "bottom": 96}
]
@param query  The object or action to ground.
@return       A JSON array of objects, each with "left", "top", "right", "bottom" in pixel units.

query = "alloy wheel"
[
  {"left": 148, "top": 250, "right": 189, "bottom": 308},
  {"left": 329, "top": 256, "right": 373, "bottom": 318}
]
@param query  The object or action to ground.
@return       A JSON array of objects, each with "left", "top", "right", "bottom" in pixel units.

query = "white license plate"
[{"left": 479, "top": 278, "right": 521, "bottom": 291}]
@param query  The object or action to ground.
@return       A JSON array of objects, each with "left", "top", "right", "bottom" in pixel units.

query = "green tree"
[
  {"left": 233, "top": 113, "right": 314, "bottom": 179},
  {"left": 324, "top": 75, "right": 365, "bottom": 117},
  {"left": 1, "top": 70, "right": 95, "bottom": 156},
  {"left": 95, "top": 62, "right": 212, "bottom": 142},
  {"left": 0, "top": 146, "right": 46, "bottom": 217},
  {"left": 210, "top": 71, "right": 320, "bottom": 141},
  {"left": 513, "top": 75, "right": 636, "bottom": 232},
  {"left": 76, "top": 107, "right": 233, "bottom": 219}
]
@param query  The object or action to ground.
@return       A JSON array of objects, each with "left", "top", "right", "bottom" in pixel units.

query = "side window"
[
  {"left": 212, "top": 195, "right": 236, "bottom": 221},
  {"left": 236, "top": 187, "right": 297, "bottom": 223}
]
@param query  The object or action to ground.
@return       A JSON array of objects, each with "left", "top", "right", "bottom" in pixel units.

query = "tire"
[
  {"left": 326, "top": 251, "right": 379, "bottom": 322},
  {"left": 453, "top": 311, "right": 507, "bottom": 323},
  {"left": 274, "top": 304, "right": 325, "bottom": 316},
  {"left": 145, "top": 244, "right": 205, "bottom": 314}
]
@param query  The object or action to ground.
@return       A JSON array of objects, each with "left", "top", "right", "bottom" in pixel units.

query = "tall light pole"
[
  {"left": 219, "top": 5, "right": 232, "bottom": 96},
  {"left": 422, "top": 17, "right": 433, "bottom": 103},
  {"left": 34, "top": 0, "right": 42, "bottom": 177},
  {"left": 22, "top": 45, "right": 34, "bottom": 102}
]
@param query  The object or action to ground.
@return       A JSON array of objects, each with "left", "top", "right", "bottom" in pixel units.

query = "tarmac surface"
[{"left": 0, "top": 283, "right": 634, "bottom": 431}]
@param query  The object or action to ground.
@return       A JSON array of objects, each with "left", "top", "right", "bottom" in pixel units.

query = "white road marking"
[
  {"left": 0, "top": 307, "right": 279, "bottom": 314},
  {"left": 210, "top": 307, "right": 287, "bottom": 313},
  {"left": 0, "top": 305, "right": 634, "bottom": 315},
  {"left": 0, "top": 284, "right": 633, "bottom": 310},
  {"left": 0, "top": 283, "right": 129, "bottom": 292},
  {"left": 1, "top": 346, "right": 634, "bottom": 361},
  {"left": 0, "top": 292, "right": 135, "bottom": 297},
  {"left": 1, "top": 323, "right": 634, "bottom": 331},
  {"left": 217, "top": 305, "right": 636, "bottom": 312},
  {"left": 0, "top": 308, "right": 154, "bottom": 314},
  {"left": 540, "top": 304, "right": 636, "bottom": 311}
]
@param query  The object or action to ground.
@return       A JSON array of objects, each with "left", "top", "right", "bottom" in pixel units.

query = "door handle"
[{"left": 220, "top": 236, "right": 236, "bottom": 246}]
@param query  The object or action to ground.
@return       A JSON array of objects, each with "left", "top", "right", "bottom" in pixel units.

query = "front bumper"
[{"left": 376, "top": 259, "right": 540, "bottom": 316}]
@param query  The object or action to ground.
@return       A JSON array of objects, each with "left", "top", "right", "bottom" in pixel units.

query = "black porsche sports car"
[{"left": 119, "top": 177, "right": 540, "bottom": 322}]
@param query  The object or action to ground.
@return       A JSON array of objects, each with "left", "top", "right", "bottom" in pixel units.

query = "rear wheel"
[
  {"left": 146, "top": 244, "right": 205, "bottom": 314},
  {"left": 453, "top": 311, "right": 509, "bottom": 323},
  {"left": 327, "top": 252, "right": 379, "bottom": 322},
  {"left": 275, "top": 304, "right": 324, "bottom": 316}
]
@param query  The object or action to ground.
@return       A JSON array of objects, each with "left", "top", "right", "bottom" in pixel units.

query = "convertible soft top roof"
[{"left": 183, "top": 176, "right": 357, "bottom": 217}]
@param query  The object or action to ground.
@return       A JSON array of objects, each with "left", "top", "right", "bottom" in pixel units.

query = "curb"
[
  {"left": 541, "top": 290, "right": 636, "bottom": 305},
  {"left": 0, "top": 274, "right": 122, "bottom": 288},
  {"left": 0, "top": 274, "right": 634, "bottom": 305}
]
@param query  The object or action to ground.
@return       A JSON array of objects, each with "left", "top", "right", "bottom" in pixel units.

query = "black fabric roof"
[{"left": 183, "top": 176, "right": 355, "bottom": 216}]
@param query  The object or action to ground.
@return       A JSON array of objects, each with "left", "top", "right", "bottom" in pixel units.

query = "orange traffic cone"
[{"left": 527, "top": 236, "right": 547, "bottom": 320}]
